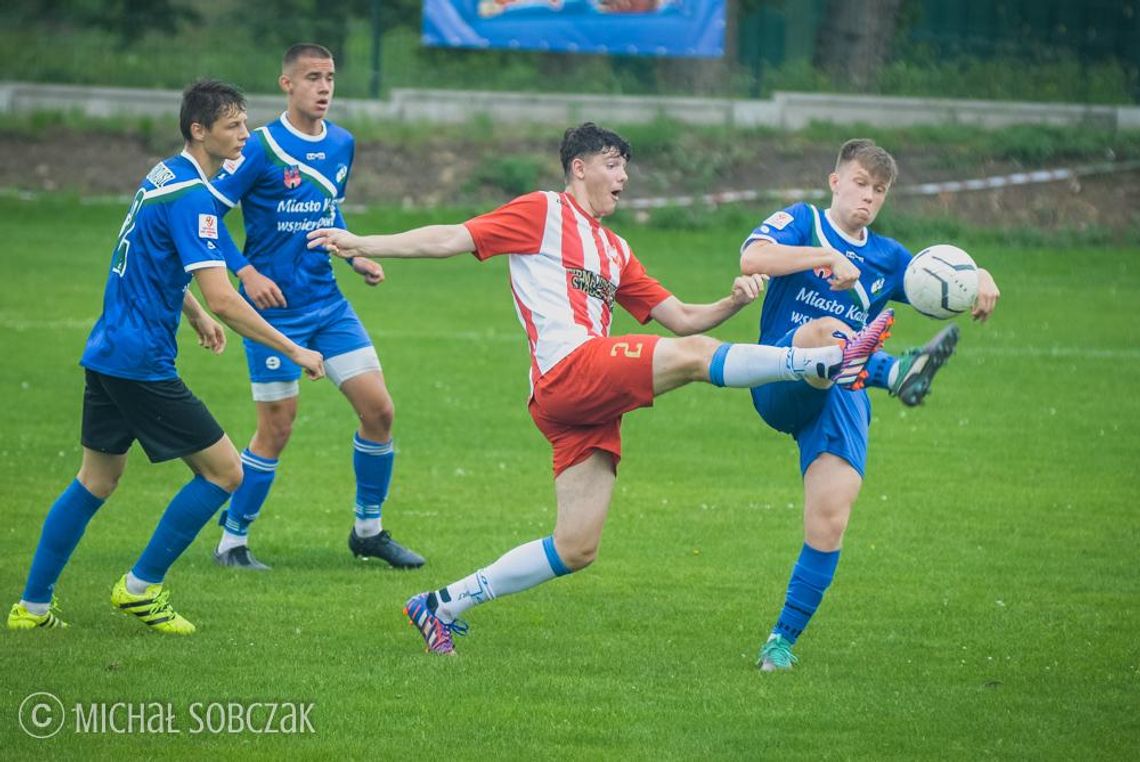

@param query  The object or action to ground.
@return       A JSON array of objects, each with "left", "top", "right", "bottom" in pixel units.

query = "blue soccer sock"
[
  {"left": 431, "top": 536, "right": 571, "bottom": 622},
  {"left": 21, "top": 479, "right": 105, "bottom": 604},
  {"left": 863, "top": 351, "right": 898, "bottom": 391},
  {"left": 772, "top": 543, "right": 841, "bottom": 644},
  {"left": 353, "top": 434, "right": 393, "bottom": 537},
  {"left": 132, "top": 475, "right": 231, "bottom": 585},
  {"left": 219, "top": 449, "right": 278, "bottom": 547}
]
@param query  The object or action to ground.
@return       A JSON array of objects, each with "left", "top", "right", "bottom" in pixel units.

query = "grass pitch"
[{"left": 0, "top": 195, "right": 1137, "bottom": 758}]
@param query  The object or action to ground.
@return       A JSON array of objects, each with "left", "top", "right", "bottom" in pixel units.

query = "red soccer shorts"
[{"left": 528, "top": 334, "right": 661, "bottom": 477}]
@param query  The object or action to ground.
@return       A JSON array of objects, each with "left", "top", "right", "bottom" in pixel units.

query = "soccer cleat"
[
  {"left": 832, "top": 308, "right": 895, "bottom": 390},
  {"left": 757, "top": 634, "right": 798, "bottom": 672},
  {"left": 214, "top": 544, "right": 271, "bottom": 571},
  {"left": 349, "top": 529, "right": 426, "bottom": 569},
  {"left": 403, "top": 592, "right": 467, "bottom": 655},
  {"left": 110, "top": 576, "right": 196, "bottom": 635},
  {"left": 890, "top": 323, "right": 960, "bottom": 407},
  {"left": 7, "top": 599, "right": 68, "bottom": 630}
]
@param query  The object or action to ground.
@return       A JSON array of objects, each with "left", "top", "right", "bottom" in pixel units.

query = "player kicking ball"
[
  {"left": 307, "top": 122, "right": 894, "bottom": 655},
  {"left": 7, "top": 81, "right": 324, "bottom": 634},
  {"left": 739, "top": 139, "right": 1001, "bottom": 671}
]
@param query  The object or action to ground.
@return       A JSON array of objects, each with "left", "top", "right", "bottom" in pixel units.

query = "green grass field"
[{"left": 0, "top": 195, "right": 1137, "bottom": 758}]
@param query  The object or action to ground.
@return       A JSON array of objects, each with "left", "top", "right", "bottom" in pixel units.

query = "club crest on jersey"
[
  {"left": 763, "top": 210, "right": 794, "bottom": 230},
  {"left": 283, "top": 166, "right": 302, "bottom": 189},
  {"left": 871, "top": 276, "right": 886, "bottom": 294},
  {"left": 198, "top": 214, "right": 219, "bottom": 239},
  {"left": 336, "top": 164, "right": 348, "bottom": 184}
]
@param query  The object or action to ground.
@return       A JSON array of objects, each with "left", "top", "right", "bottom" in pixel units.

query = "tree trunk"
[{"left": 814, "top": 0, "right": 904, "bottom": 90}]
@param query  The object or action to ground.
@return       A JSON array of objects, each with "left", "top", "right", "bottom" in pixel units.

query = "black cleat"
[
  {"left": 213, "top": 545, "right": 272, "bottom": 571},
  {"left": 891, "top": 323, "right": 960, "bottom": 407},
  {"left": 348, "top": 529, "right": 426, "bottom": 569}
]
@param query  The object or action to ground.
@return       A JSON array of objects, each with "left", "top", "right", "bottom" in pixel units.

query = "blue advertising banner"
[{"left": 422, "top": 0, "right": 725, "bottom": 58}]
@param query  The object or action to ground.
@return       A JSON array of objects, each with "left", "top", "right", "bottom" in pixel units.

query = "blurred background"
[{"left": 7, "top": 0, "right": 1139, "bottom": 103}]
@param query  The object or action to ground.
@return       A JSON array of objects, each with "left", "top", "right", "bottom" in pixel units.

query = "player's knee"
[
  {"left": 259, "top": 417, "right": 295, "bottom": 454},
  {"left": 795, "top": 318, "right": 850, "bottom": 347},
  {"left": 677, "top": 335, "right": 721, "bottom": 380},
  {"left": 77, "top": 470, "right": 121, "bottom": 500},
  {"left": 553, "top": 534, "right": 600, "bottom": 571},
  {"left": 358, "top": 397, "right": 395, "bottom": 434},
  {"left": 561, "top": 543, "right": 599, "bottom": 571},
  {"left": 208, "top": 458, "right": 244, "bottom": 494}
]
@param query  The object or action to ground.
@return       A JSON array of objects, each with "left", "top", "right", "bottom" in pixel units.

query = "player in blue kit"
[
  {"left": 210, "top": 44, "right": 424, "bottom": 571},
  {"left": 7, "top": 80, "right": 325, "bottom": 634},
  {"left": 740, "top": 139, "right": 1001, "bottom": 671}
]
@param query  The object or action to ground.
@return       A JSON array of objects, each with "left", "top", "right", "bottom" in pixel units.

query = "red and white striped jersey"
[{"left": 465, "top": 191, "right": 672, "bottom": 387}]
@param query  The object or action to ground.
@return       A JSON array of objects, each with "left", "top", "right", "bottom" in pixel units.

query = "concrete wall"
[{"left": 1, "top": 81, "right": 1137, "bottom": 131}]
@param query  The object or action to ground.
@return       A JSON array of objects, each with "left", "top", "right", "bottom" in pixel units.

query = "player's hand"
[
  {"left": 308, "top": 228, "right": 364, "bottom": 260},
  {"left": 730, "top": 273, "right": 767, "bottom": 306},
  {"left": 291, "top": 347, "right": 325, "bottom": 381},
  {"left": 826, "top": 250, "right": 861, "bottom": 291},
  {"left": 352, "top": 256, "right": 385, "bottom": 286},
  {"left": 972, "top": 268, "right": 1000, "bottom": 322},
  {"left": 188, "top": 313, "right": 226, "bottom": 354},
  {"left": 239, "top": 267, "right": 287, "bottom": 309}
]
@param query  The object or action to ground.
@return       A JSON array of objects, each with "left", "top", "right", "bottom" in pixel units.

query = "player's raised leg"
[
  {"left": 8, "top": 449, "right": 125, "bottom": 631},
  {"left": 648, "top": 309, "right": 893, "bottom": 397},
  {"left": 115, "top": 437, "right": 242, "bottom": 635},
  {"left": 405, "top": 451, "right": 610, "bottom": 654},
  {"left": 216, "top": 392, "right": 297, "bottom": 570},
  {"left": 337, "top": 365, "right": 424, "bottom": 569},
  {"left": 861, "top": 323, "right": 959, "bottom": 406},
  {"left": 759, "top": 454, "right": 862, "bottom": 671}
]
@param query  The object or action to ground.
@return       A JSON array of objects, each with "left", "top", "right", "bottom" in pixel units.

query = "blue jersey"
[
  {"left": 742, "top": 202, "right": 912, "bottom": 345},
  {"left": 80, "top": 152, "right": 235, "bottom": 381},
  {"left": 212, "top": 113, "right": 354, "bottom": 310}
]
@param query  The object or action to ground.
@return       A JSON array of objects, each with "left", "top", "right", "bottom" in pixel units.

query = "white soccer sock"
[
  {"left": 436, "top": 539, "right": 560, "bottom": 622},
  {"left": 125, "top": 571, "right": 155, "bottom": 595},
  {"left": 20, "top": 600, "right": 49, "bottom": 616},
  {"left": 354, "top": 518, "right": 382, "bottom": 537},
  {"left": 717, "top": 344, "right": 841, "bottom": 387},
  {"left": 216, "top": 530, "right": 248, "bottom": 554},
  {"left": 786, "top": 345, "right": 844, "bottom": 382}
]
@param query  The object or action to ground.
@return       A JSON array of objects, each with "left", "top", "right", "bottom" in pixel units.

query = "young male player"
[
  {"left": 7, "top": 80, "right": 324, "bottom": 634},
  {"left": 739, "top": 138, "right": 1001, "bottom": 671},
  {"left": 307, "top": 122, "right": 894, "bottom": 655},
  {"left": 210, "top": 44, "right": 424, "bottom": 570}
]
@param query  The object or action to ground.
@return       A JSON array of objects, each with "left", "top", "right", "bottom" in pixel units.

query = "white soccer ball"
[{"left": 904, "top": 244, "right": 979, "bottom": 319}]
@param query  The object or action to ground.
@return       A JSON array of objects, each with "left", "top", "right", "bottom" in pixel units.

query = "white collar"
[
  {"left": 280, "top": 111, "right": 327, "bottom": 142},
  {"left": 824, "top": 208, "right": 869, "bottom": 247}
]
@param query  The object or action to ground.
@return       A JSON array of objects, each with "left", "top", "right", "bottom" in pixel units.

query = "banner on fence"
[{"left": 422, "top": 0, "right": 725, "bottom": 58}]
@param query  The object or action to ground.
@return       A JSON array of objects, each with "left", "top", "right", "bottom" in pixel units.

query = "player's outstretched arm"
[
  {"left": 972, "top": 268, "right": 1001, "bottom": 322},
  {"left": 192, "top": 267, "right": 325, "bottom": 380},
  {"left": 181, "top": 291, "right": 227, "bottom": 354},
  {"left": 307, "top": 224, "right": 475, "bottom": 260},
  {"left": 741, "top": 239, "right": 859, "bottom": 291},
  {"left": 650, "top": 274, "right": 765, "bottom": 336}
]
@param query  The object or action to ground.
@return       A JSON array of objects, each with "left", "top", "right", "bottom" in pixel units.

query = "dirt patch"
[{"left": 2, "top": 129, "right": 1138, "bottom": 233}]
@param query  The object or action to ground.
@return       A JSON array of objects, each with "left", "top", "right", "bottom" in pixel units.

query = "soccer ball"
[{"left": 903, "top": 244, "right": 979, "bottom": 319}]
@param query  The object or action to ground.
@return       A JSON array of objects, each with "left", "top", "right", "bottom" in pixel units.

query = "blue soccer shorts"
[
  {"left": 243, "top": 298, "right": 377, "bottom": 398},
  {"left": 749, "top": 327, "right": 872, "bottom": 477}
]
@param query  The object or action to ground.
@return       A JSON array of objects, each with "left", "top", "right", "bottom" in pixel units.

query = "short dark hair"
[
  {"left": 836, "top": 138, "right": 898, "bottom": 185},
  {"left": 180, "top": 79, "right": 245, "bottom": 142},
  {"left": 283, "top": 43, "right": 334, "bottom": 70},
  {"left": 560, "top": 122, "right": 632, "bottom": 177}
]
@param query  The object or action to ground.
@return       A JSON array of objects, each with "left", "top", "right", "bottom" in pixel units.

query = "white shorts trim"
[
  {"left": 251, "top": 380, "right": 300, "bottom": 402},
  {"left": 326, "top": 346, "right": 381, "bottom": 388}
]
